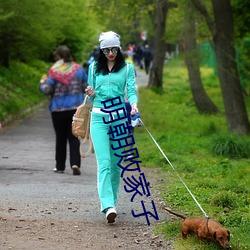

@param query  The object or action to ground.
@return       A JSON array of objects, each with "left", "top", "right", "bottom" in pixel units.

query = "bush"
[
  {"left": 210, "top": 135, "right": 250, "bottom": 159},
  {"left": 0, "top": 60, "right": 49, "bottom": 123},
  {"left": 210, "top": 191, "right": 237, "bottom": 209}
]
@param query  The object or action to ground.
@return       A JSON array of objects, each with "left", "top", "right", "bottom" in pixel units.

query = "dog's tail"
[{"left": 161, "top": 206, "right": 187, "bottom": 220}]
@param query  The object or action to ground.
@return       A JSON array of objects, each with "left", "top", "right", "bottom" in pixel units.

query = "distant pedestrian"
[
  {"left": 86, "top": 46, "right": 99, "bottom": 71},
  {"left": 85, "top": 31, "right": 138, "bottom": 223},
  {"left": 134, "top": 45, "right": 144, "bottom": 69},
  {"left": 143, "top": 44, "right": 152, "bottom": 74},
  {"left": 39, "top": 45, "right": 88, "bottom": 175}
]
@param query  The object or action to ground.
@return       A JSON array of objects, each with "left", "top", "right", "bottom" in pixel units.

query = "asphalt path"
[{"left": 0, "top": 69, "right": 171, "bottom": 249}]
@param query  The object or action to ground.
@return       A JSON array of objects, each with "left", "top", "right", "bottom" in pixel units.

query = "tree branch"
[{"left": 190, "top": 0, "right": 216, "bottom": 37}]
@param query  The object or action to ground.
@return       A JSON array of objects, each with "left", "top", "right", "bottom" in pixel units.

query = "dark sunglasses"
[{"left": 102, "top": 47, "right": 119, "bottom": 55}]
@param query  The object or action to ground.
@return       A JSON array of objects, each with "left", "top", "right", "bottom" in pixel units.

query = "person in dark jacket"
[{"left": 143, "top": 44, "right": 152, "bottom": 74}]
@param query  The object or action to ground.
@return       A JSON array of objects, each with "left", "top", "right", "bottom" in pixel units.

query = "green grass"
[
  {"left": 0, "top": 60, "right": 50, "bottom": 123},
  {"left": 1, "top": 57, "right": 249, "bottom": 249},
  {"left": 135, "top": 58, "right": 250, "bottom": 250}
]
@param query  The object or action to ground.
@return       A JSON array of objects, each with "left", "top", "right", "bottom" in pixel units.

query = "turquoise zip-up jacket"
[{"left": 87, "top": 62, "right": 138, "bottom": 109}]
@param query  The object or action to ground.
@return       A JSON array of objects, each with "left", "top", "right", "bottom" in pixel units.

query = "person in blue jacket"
[
  {"left": 39, "top": 45, "right": 88, "bottom": 176},
  {"left": 85, "top": 31, "right": 138, "bottom": 223}
]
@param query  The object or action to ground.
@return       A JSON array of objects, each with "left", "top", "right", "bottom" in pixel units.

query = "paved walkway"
[
  {"left": 0, "top": 67, "right": 152, "bottom": 219},
  {"left": 0, "top": 70, "right": 171, "bottom": 249},
  {"left": 135, "top": 68, "right": 149, "bottom": 88}
]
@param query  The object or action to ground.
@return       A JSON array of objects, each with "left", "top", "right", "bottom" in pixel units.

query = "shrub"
[
  {"left": 210, "top": 191, "right": 237, "bottom": 209},
  {"left": 210, "top": 135, "right": 250, "bottom": 159}
]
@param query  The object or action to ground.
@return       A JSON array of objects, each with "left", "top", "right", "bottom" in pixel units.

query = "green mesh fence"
[
  {"left": 198, "top": 40, "right": 250, "bottom": 94},
  {"left": 198, "top": 41, "right": 217, "bottom": 75}
]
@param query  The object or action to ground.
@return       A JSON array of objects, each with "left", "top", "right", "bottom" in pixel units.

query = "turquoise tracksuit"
[{"left": 88, "top": 62, "right": 138, "bottom": 212}]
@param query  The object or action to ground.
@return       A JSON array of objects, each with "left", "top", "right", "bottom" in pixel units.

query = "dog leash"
[{"left": 139, "top": 118, "right": 209, "bottom": 218}]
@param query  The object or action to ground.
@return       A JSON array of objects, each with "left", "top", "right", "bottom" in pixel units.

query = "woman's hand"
[
  {"left": 131, "top": 103, "right": 138, "bottom": 116},
  {"left": 85, "top": 86, "right": 95, "bottom": 97}
]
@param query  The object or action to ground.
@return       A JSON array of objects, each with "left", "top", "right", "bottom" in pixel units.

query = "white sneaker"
[
  {"left": 53, "top": 168, "right": 64, "bottom": 173},
  {"left": 105, "top": 207, "right": 117, "bottom": 223},
  {"left": 126, "top": 154, "right": 134, "bottom": 160},
  {"left": 72, "top": 165, "right": 81, "bottom": 175}
]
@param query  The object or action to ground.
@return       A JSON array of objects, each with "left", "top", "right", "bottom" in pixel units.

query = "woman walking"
[
  {"left": 39, "top": 45, "right": 88, "bottom": 175},
  {"left": 85, "top": 31, "right": 138, "bottom": 223}
]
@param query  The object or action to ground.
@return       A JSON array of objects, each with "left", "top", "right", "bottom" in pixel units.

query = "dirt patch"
[
  {"left": 0, "top": 168, "right": 173, "bottom": 250},
  {"left": 0, "top": 215, "right": 173, "bottom": 250}
]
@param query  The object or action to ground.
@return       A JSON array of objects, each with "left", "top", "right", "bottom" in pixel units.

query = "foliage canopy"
[{"left": 0, "top": 0, "right": 99, "bottom": 66}]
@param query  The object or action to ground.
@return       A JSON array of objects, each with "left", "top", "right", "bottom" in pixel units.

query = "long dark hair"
[{"left": 95, "top": 48, "right": 126, "bottom": 75}]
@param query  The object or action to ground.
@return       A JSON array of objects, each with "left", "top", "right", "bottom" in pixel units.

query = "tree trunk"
[
  {"left": 184, "top": 4, "right": 218, "bottom": 114},
  {"left": 212, "top": 0, "right": 250, "bottom": 134},
  {"left": 148, "top": 0, "right": 169, "bottom": 89},
  {"left": 191, "top": 0, "right": 250, "bottom": 134}
]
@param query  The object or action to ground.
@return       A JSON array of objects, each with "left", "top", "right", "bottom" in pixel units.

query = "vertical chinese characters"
[{"left": 100, "top": 96, "right": 159, "bottom": 226}]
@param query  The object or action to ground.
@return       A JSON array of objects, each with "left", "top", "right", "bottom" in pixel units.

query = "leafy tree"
[
  {"left": 91, "top": 0, "right": 155, "bottom": 47},
  {"left": 164, "top": 1, "right": 184, "bottom": 44},
  {"left": 0, "top": 0, "right": 58, "bottom": 66},
  {"left": 0, "top": 0, "right": 99, "bottom": 67},
  {"left": 191, "top": 0, "right": 250, "bottom": 134},
  {"left": 232, "top": 0, "right": 250, "bottom": 39},
  {"left": 53, "top": 1, "right": 99, "bottom": 62},
  {"left": 232, "top": 0, "right": 250, "bottom": 95},
  {"left": 183, "top": 1, "right": 218, "bottom": 114},
  {"left": 148, "top": 0, "right": 177, "bottom": 89}
]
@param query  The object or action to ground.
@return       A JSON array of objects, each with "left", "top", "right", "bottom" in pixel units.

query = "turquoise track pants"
[{"left": 90, "top": 111, "right": 125, "bottom": 212}]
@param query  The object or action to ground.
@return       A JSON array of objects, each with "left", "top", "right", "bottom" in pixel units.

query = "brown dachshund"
[{"left": 162, "top": 206, "right": 231, "bottom": 249}]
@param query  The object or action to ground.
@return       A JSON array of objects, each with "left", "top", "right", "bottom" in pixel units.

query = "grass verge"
[
  {"left": 0, "top": 60, "right": 50, "bottom": 125},
  {"left": 1, "top": 58, "right": 249, "bottom": 249},
  {"left": 135, "top": 58, "right": 250, "bottom": 250}
]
